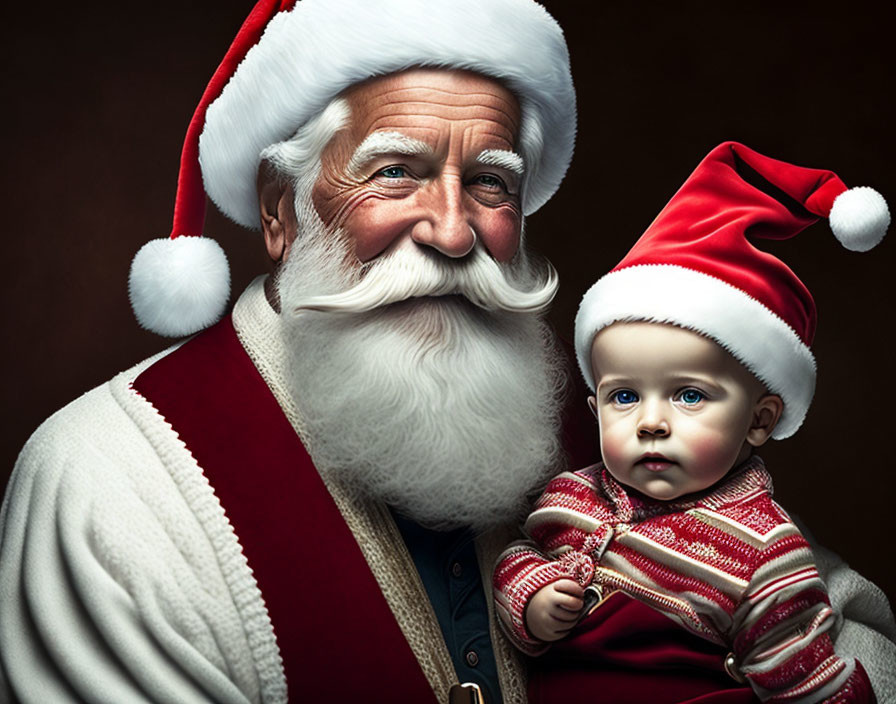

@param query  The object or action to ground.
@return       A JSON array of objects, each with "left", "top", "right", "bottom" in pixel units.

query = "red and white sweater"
[{"left": 493, "top": 457, "right": 874, "bottom": 703}]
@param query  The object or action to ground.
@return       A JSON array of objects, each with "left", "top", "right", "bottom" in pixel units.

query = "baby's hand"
[{"left": 525, "top": 579, "right": 585, "bottom": 642}]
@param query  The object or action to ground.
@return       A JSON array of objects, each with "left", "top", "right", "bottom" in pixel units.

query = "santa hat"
[
  {"left": 574, "top": 141, "right": 889, "bottom": 439},
  {"left": 129, "top": 0, "right": 576, "bottom": 337}
]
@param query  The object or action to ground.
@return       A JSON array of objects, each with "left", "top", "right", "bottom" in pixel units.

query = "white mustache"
[{"left": 289, "top": 245, "right": 558, "bottom": 315}]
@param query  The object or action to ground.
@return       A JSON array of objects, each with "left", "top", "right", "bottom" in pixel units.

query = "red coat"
[{"left": 134, "top": 316, "right": 439, "bottom": 703}]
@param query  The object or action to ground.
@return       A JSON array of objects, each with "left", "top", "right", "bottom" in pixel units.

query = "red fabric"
[
  {"left": 132, "top": 317, "right": 437, "bottom": 703},
  {"left": 528, "top": 592, "right": 759, "bottom": 704},
  {"left": 825, "top": 662, "right": 877, "bottom": 704},
  {"left": 616, "top": 142, "right": 850, "bottom": 345},
  {"left": 171, "top": 0, "right": 297, "bottom": 239}
]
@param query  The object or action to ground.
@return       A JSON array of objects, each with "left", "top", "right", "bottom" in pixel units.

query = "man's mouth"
[
  {"left": 387, "top": 293, "right": 474, "bottom": 310},
  {"left": 635, "top": 453, "right": 675, "bottom": 472}
]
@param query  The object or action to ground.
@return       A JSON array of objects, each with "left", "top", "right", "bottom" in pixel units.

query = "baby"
[{"left": 494, "top": 142, "right": 891, "bottom": 703}]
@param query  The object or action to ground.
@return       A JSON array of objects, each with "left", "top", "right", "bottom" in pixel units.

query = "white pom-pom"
[
  {"left": 128, "top": 236, "right": 230, "bottom": 337},
  {"left": 829, "top": 186, "right": 889, "bottom": 252}
]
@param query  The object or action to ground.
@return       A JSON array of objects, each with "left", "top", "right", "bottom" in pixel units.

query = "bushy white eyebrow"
[
  {"left": 347, "top": 131, "right": 433, "bottom": 177},
  {"left": 476, "top": 149, "right": 525, "bottom": 175}
]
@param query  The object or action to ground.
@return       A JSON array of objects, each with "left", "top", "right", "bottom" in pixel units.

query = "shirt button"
[
  {"left": 451, "top": 562, "right": 463, "bottom": 578},
  {"left": 465, "top": 650, "right": 479, "bottom": 667}
]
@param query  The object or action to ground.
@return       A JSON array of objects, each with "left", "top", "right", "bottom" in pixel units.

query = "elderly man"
[{"left": 1, "top": 1, "right": 894, "bottom": 703}]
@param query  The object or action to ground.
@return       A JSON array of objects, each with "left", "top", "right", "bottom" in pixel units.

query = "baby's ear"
[
  {"left": 587, "top": 395, "right": 598, "bottom": 419},
  {"left": 746, "top": 394, "right": 784, "bottom": 447}
]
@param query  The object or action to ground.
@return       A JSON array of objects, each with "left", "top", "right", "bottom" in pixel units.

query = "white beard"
[{"left": 277, "top": 214, "right": 568, "bottom": 532}]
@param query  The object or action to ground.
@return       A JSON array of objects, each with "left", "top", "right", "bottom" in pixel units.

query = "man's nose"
[
  {"left": 410, "top": 175, "right": 476, "bottom": 258},
  {"left": 637, "top": 402, "right": 670, "bottom": 438}
]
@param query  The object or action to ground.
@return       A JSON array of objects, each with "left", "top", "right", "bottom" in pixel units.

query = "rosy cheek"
[
  {"left": 473, "top": 206, "right": 521, "bottom": 262},
  {"left": 347, "top": 200, "right": 414, "bottom": 261},
  {"left": 311, "top": 177, "right": 406, "bottom": 260},
  {"left": 599, "top": 423, "right": 628, "bottom": 470},
  {"left": 318, "top": 190, "right": 413, "bottom": 262},
  {"left": 688, "top": 430, "right": 736, "bottom": 471}
]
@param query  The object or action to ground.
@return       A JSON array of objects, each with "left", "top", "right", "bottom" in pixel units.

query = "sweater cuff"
[{"left": 495, "top": 551, "right": 589, "bottom": 656}]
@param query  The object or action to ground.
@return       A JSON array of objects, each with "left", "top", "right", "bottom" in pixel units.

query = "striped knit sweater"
[{"left": 493, "top": 457, "right": 874, "bottom": 703}]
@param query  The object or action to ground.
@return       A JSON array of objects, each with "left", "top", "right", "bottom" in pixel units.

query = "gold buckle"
[
  {"left": 448, "top": 682, "right": 485, "bottom": 704},
  {"left": 723, "top": 652, "right": 747, "bottom": 684},
  {"left": 578, "top": 584, "right": 617, "bottom": 622}
]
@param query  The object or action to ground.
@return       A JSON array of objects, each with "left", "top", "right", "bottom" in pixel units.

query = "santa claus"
[{"left": 0, "top": 1, "right": 893, "bottom": 703}]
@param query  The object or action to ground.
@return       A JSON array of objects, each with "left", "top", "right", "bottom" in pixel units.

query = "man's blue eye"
[
  {"left": 680, "top": 389, "right": 705, "bottom": 405},
  {"left": 476, "top": 174, "right": 503, "bottom": 188},
  {"left": 612, "top": 390, "right": 638, "bottom": 405},
  {"left": 379, "top": 166, "right": 406, "bottom": 178}
]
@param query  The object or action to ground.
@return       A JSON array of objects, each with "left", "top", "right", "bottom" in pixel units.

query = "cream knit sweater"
[
  {"left": 0, "top": 278, "right": 892, "bottom": 703},
  {"left": 0, "top": 278, "right": 527, "bottom": 704}
]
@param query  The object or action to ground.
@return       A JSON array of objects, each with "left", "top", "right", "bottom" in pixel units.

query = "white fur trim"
[
  {"left": 129, "top": 236, "right": 230, "bottom": 337},
  {"left": 199, "top": 0, "right": 575, "bottom": 227},
  {"left": 829, "top": 187, "right": 889, "bottom": 252},
  {"left": 574, "top": 265, "right": 816, "bottom": 439}
]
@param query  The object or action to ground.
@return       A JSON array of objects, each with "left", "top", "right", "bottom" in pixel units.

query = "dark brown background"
[{"left": 2, "top": 2, "right": 894, "bottom": 601}]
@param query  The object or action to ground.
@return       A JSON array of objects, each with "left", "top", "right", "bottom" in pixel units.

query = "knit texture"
[
  {"left": 0, "top": 346, "right": 277, "bottom": 703},
  {"left": 494, "top": 458, "right": 894, "bottom": 703}
]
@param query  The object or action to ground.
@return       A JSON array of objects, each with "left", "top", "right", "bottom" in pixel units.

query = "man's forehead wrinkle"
[
  {"left": 367, "top": 116, "right": 513, "bottom": 141},
  {"left": 364, "top": 84, "right": 519, "bottom": 111},
  {"left": 365, "top": 119, "right": 441, "bottom": 140},
  {"left": 460, "top": 125, "right": 474, "bottom": 164},
  {"left": 450, "top": 122, "right": 516, "bottom": 166},
  {"left": 361, "top": 98, "right": 520, "bottom": 130},
  {"left": 474, "top": 128, "right": 518, "bottom": 143},
  {"left": 351, "top": 92, "right": 521, "bottom": 135}
]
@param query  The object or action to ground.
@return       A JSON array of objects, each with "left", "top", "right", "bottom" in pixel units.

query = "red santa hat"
[
  {"left": 574, "top": 141, "right": 889, "bottom": 439},
  {"left": 128, "top": 0, "right": 576, "bottom": 337}
]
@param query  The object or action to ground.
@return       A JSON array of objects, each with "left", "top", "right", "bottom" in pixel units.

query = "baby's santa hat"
[
  {"left": 128, "top": 0, "right": 576, "bottom": 337},
  {"left": 574, "top": 141, "right": 889, "bottom": 439}
]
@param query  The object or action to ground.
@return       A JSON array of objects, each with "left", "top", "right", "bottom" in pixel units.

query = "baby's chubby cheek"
[
  {"left": 598, "top": 425, "right": 629, "bottom": 472},
  {"left": 684, "top": 426, "right": 744, "bottom": 477}
]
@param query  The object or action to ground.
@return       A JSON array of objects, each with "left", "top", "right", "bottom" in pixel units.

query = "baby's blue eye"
[
  {"left": 379, "top": 166, "right": 406, "bottom": 178},
  {"left": 679, "top": 389, "right": 705, "bottom": 405},
  {"left": 612, "top": 390, "right": 639, "bottom": 405}
]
